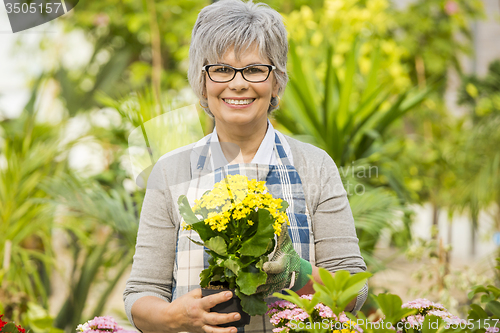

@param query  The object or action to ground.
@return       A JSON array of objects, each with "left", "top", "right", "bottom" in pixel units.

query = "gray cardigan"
[{"left": 123, "top": 134, "right": 368, "bottom": 329}]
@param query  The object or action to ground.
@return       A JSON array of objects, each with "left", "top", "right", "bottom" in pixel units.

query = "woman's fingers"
[
  {"left": 181, "top": 289, "right": 241, "bottom": 331},
  {"left": 199, "top": 290, "right": 233, "bottom": 311},
  {"left": 199, "top": 291, "right": 241, "bottom": 330},
  {"left": 262, "top": 256, "right": 286, "bottom": 274},
  {"left": 202, "top": 324, "right": 238, "bottom": 333},
  {"left": 203, "top": 311, "right": 241, "bottom": 326}
]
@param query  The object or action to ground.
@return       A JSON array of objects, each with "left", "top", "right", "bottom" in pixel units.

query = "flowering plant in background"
[
  {"left": 0, "top": 314, "right": 30, "bottom": 333},
  {"left": 76, "top": 316, "right": 136, "bottom": 333},
  {"left": 178, "top": 174, "right": 290, "bottom": 316},
  {"left": 395, "top": 298, "right": 466, "bottom": 332},
  {"left": 267, "top": 296, "right": 360, "bottom": 333}
]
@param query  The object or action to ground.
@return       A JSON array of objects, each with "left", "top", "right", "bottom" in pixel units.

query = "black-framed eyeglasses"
[{"left": 202, "top": 64, "right": 276, "bottom": 83}]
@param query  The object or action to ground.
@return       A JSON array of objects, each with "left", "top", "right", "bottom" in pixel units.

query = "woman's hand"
[
  {"left": 257, "top": 223, "right": 310, "bottom": 296},
  {"left": 132, "top": 290, "right": 241, "bottom": 333},
  {"left": 163, "top": 289, "right": 241, "bottom": 333}
]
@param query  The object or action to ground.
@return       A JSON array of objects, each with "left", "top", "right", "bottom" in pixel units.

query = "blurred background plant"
[{"left": 1, "top": 0, "right": 499, "bottom": 330}]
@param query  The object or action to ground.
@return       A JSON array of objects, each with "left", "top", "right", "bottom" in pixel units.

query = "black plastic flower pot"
[{"left": 201, "top": 288, "right": 251, "bottom": 327}]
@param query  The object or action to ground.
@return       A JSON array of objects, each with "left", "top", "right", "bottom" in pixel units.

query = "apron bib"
[{"left": 172, "top": 132, "right": 314, "bottom": 332}]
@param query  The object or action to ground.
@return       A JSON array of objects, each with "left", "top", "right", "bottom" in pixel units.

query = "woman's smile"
[{"left": 222, "top": 97, "right": 256, "bottom": 108}]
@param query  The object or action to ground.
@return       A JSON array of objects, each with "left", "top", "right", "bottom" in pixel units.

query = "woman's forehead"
[{"left": 213, "top": 44, "right": 270, "bottom": 65}]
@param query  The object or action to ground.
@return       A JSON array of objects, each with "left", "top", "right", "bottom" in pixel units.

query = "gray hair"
[{"left": 187, "top": 0, "right": 288, "bottom": 117}]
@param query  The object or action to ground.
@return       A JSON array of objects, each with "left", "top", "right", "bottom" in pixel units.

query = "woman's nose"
[{"left": 228, "top": 71, "right": 249, "bottom": 90}]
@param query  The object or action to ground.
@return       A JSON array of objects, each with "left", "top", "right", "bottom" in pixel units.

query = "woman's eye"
[
  {"left": 214, "top": 67, "right": 231, "bottom": 73},
  {"left": 247, "top": 67, "right": 264, "bottom": 73}
]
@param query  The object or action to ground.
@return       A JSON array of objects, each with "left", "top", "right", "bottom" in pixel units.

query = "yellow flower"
[{"left": 192, "top": 175, "right": 288, "bottom": 235}]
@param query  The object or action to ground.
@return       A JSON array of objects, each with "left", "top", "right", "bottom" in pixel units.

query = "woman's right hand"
[{"left": 162, "top": 289, "right": 241, "bottom": 333}]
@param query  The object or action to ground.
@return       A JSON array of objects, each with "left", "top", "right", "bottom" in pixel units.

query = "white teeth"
[{"left": 224, "top": 98, "right": 254, "bottom": 105}]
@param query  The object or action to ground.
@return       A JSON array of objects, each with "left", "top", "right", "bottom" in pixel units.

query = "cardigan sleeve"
[
  {"left": 122, "top": 161, "right": 177, "bottom": 329},
  {"left": 310, "top": 150, "right": 368, "bottom": 312}
]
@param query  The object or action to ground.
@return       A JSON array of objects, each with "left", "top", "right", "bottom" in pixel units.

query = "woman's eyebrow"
[{"left": 217, "top": 62, "right": 263, "bottom": 66}]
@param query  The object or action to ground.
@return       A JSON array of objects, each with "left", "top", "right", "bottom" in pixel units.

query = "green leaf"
[
  {"left": 200, "top": 267, "right": 212, "bottom": 287},
  {"left": 469, "top": 285, "right": 488, "bottom": 299},
  {"left": 469, "top": 304, "right": 489, "bottom": 319},
  {"left": 190, "top": 220, "right": 218, "bottom": 242},
  {"left": 237, "top": 264, "right": 267, "bottom": 295},
  {"left": 235, "top": 289, "right": 268, "bottom": 316},
  {"left": 177, "top": 195, "right": 199, "bottom": 224},
  {"left": 239, "top": 209, "right": 275, "bottom": 257},
  {"left": 337, "top": 38, "right": 358, "bottom": 129},
  {"left": 320, "top": 267, "right": 340, "bottom": 289},
  {"left": 488, "top": 285, "right": 500, "bottom": 298},
  {"left": 2, "top": 323, "right": 20, "bottom": 333},
  {"left": 373, "top": 293, "right": 416, "bottom": 324},
  {"left": 205, "top": 236, "right": 227, "bottom": 256},
  {"left": 187, "top": 237, "right": 204, "bottom": 247},
  {"left": 273, "top": 289, "right": 319, "bottom": 314},
  {"left": 278, "top": 200, "right": 289, "bottom": 213},
  {"left": 337, "top": 272, "right": 371, "bottom": 309},
  {"left": 486, "top": 300, "right": 500, "bottom": 318},
  {"left": 224, "top": 257, "right": 241, "bottom": 276},
  {"left": 421, "top": 315, "right": 445, "bottom": 333}
]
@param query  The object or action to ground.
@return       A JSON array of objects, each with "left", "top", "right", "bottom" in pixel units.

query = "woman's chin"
[{"left": 221, "top": 116, "right": 268, "bottom": 130}]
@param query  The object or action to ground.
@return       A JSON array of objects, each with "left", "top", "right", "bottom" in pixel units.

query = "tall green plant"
[
  {"left": 42, "top": 175, "right": 140, "bottom": 333},
  {"left": 0, "top": 84, "right": 68, "bottom": 320},
  {"left": 276, "top": 39, "right": 431, "bottom": 166}
]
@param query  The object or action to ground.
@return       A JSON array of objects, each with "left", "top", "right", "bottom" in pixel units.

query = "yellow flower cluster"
[
  {"left": 332, "top": 320, "right": 357, "bottom": 333},
  {"left": 283, "top": 0, "right": 411, "bottom": 92},
  {"left": 188, "top": 175, "right": 289, "bottom": 235}
]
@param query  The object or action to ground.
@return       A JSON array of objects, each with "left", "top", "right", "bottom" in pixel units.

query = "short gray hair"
[{"left": 187, "top": 0, "right": 288, "bottom": 117}]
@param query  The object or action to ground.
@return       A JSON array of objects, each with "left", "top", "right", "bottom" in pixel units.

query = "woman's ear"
[{"left": 272, "top": 76, "right": 279, "bottom": 96}]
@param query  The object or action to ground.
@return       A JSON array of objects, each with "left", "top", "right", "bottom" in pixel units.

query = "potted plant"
[{"left": 178, "top": 174, "right": 290, "bottom": 326}]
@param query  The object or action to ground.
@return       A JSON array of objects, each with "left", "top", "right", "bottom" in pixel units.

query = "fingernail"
[
  {"left": 225, "top": 291, "right": 232, "bottom": 298},
  {"left": 231, "top": 328, "right": 237, "bottom": 333},
  {"left": 234, "top": 314, "right": 240, "bottom": 320}
]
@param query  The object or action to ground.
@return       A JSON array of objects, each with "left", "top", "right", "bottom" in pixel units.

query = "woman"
[{"left": 123, "top": 0, "right": 367, "bottom": 332}]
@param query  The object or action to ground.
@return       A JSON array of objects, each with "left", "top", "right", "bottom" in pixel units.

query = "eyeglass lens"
[{"left": 208, "top": 65, "right": 270, "bottom": 82}]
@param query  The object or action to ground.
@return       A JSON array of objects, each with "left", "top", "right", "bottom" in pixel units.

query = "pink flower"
[
  {"left": 272, "top": 327, "right": 290, "bottom": 333},
  {"left": 93, "top": 13, "right": 110, "bottom": 27},
  {"left": 486, "top": 327, "right": 499, "bottom": 333},
  {"left": 77, "top": 316, "right": 137, "bottom": 333},
  {"left": 444, "top": 1, "right": 459, "bottom": 15}
]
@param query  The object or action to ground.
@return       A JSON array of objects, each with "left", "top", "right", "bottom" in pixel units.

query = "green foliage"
[
  {"left": 371, "top": 294, "right": 416, "bottom": 325},
  {"left": 274, "top": 268, "right": 371, "bottom": 318},
  {"left": 394, "top": 0, "right": 483, "bottom": 83},
  {"left": 45, "top": 0, "right": 205, "bottom": 114},
  {"left": 42, "top": 175, "right": 140, "bottom": 332},
  {"left": 458, "top": 60, "right": 500, "bottom": 119},
  {"left": 468, "top": 262, "right": 500, "bottom": 324},
  {"left": 1, "top": 323, "right": 32, "bottom": 333},
  {"left": 283, "top": 0, "right": 410, "bottom": 91},
  {"left": 313, "top": 269, "right": 372, "bottom": 317},
  {"left": 0, "top": 90, "right": 67, "bottom": 319},
  {"left": 21, "top": 303, "right": 64, "bottom": 333},
  {"left": 276, "top": 39, "right": 431, "bottom": 166}
]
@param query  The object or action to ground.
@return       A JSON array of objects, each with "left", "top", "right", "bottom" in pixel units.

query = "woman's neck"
[{"left": 215, "top": 119, "right": 268, "bottom": 164}]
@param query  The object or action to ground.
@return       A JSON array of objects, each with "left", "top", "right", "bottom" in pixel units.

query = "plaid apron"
[{"left": 172, "top": 132, "right": 314, "bottom": 332}]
